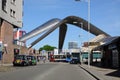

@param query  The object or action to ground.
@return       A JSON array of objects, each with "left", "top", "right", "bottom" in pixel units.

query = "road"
[{"left": 0, "top": 62, "right": 96, "bottom": 80}]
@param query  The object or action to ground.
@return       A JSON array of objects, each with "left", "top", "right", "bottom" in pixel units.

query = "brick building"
[{"left": 0, "top": 0, "right": 25, "bottom": 63}]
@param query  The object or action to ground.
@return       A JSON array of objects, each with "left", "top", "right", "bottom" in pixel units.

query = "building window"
[
  {"left": 13, "top": 11, "right": 15, "bottom": 17},
  {"left": 10, "top": 9, "right": 12, "bottom": 16},
  {"left": 10, "top": 9, "right": 16, "bottom": 18},
  {"left": 2, "top": 0, "right": 7, "bottom": 12},
  {"left": 11, "top": 0, "right": 16, "bottom": 5}
]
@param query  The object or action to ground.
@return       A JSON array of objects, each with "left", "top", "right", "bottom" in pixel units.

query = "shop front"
[{"left": 101, "top": 37, "right": 120, "bottom": 68}]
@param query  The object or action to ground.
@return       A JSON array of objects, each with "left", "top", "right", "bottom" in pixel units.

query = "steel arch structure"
[{"left": 19, "top": 16, "right": 110, "bottom": 49}]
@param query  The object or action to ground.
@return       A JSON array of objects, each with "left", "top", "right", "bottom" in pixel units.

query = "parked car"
[
  {"left": 13, "top": 55, "right": 29, "bottom": 66},
  {"left": 27, "top": 55, "right": 37, "bottom": 65},
  {"left": 70, "top": 57, "right": 80, "bottom": 64}
]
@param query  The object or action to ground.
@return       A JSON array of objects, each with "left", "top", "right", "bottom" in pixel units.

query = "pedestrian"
[{"left": 43, "top": 56, "right": 46, "bottom": 63}]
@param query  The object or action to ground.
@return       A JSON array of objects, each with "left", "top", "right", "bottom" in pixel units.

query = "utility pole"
[
  {"left": 74, "top": 0, "right": 91, "bottom": 67},
  {"left": 87, "top": 0, "right": 91, "bottom": 68}
]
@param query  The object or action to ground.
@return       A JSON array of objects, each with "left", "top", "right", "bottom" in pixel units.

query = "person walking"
[{"left": 43, "top": 56, "right": 46, "bottom": 63}]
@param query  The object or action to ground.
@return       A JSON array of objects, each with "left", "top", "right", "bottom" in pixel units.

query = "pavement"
[
  {"left": 0, "top": 64, "right": 13, "bottom": 72},
  {"left": 79, "top": 63, "right": 120, "bottom": 80}
]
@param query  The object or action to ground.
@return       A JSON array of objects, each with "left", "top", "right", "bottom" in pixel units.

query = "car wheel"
[
  {"left": 13, "top": 64, "right": 17, "bottom": 66},
  {"left": 23, "top": 62, "right": 27, "bottom": 66},
  {"left": 35, "top": 63, "right": 37, "bottom": 65}
]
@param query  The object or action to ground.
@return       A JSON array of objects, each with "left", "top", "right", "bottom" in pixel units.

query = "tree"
[{"left": 39, "top": 45, "right": 56, "bottom": 51}]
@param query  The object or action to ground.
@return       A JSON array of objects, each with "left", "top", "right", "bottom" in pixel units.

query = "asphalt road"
[{"left": 0, "top": 62, "right": 96, "bottom": 80}]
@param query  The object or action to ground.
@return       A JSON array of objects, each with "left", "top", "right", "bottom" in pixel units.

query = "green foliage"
[{"left": 39, "top": 45, "right": 56, "bottom": 51}]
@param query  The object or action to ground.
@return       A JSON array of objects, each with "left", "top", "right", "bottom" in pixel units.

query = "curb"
[
  {"left": 79, "top": 65, "right": 100, "bottom": 80},
  {"left": 1, "top": 64, "right": 13, "bottom": 66}
]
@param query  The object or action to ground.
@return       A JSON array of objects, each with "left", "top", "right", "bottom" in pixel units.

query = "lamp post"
[
  {"left": 80, "top": 22, "right": 83, "bottom": 64},
  {"left": 87, "top": 0, "right": 91, "bottom": 68},
  {"left": 75, "top": 0, "right": 91, "bottom": 67},
  {"left": 78, "top": 34, "right": 82, "bottom": 64}
]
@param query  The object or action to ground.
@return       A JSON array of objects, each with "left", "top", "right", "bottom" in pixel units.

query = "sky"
[{"left": 22, "top": 0, "right": 120, "bottom": 50}]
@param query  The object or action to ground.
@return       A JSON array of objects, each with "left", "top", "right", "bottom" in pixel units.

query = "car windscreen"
[
  {"left": 16, "top": 55, "right": 26, "bottom": 60},
  {"left": 27, "top": 56, "right": 36, "bottom": 60}
]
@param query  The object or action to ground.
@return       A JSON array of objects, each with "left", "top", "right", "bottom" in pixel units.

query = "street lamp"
[
  {"left": 80, "top": 22, "right": 83, "bottom": 64},
  {"left": 75, "top": 0, "right": 81, "bottom": 1},
  {"left": 78, "top": 34, "right": 82, "bottom": 64},
  {"left": 87, "top": 0, "right": 91, "bottom": 68},
  {"left": 75, "top": 0, "right": 91, "bottom": 67}
]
